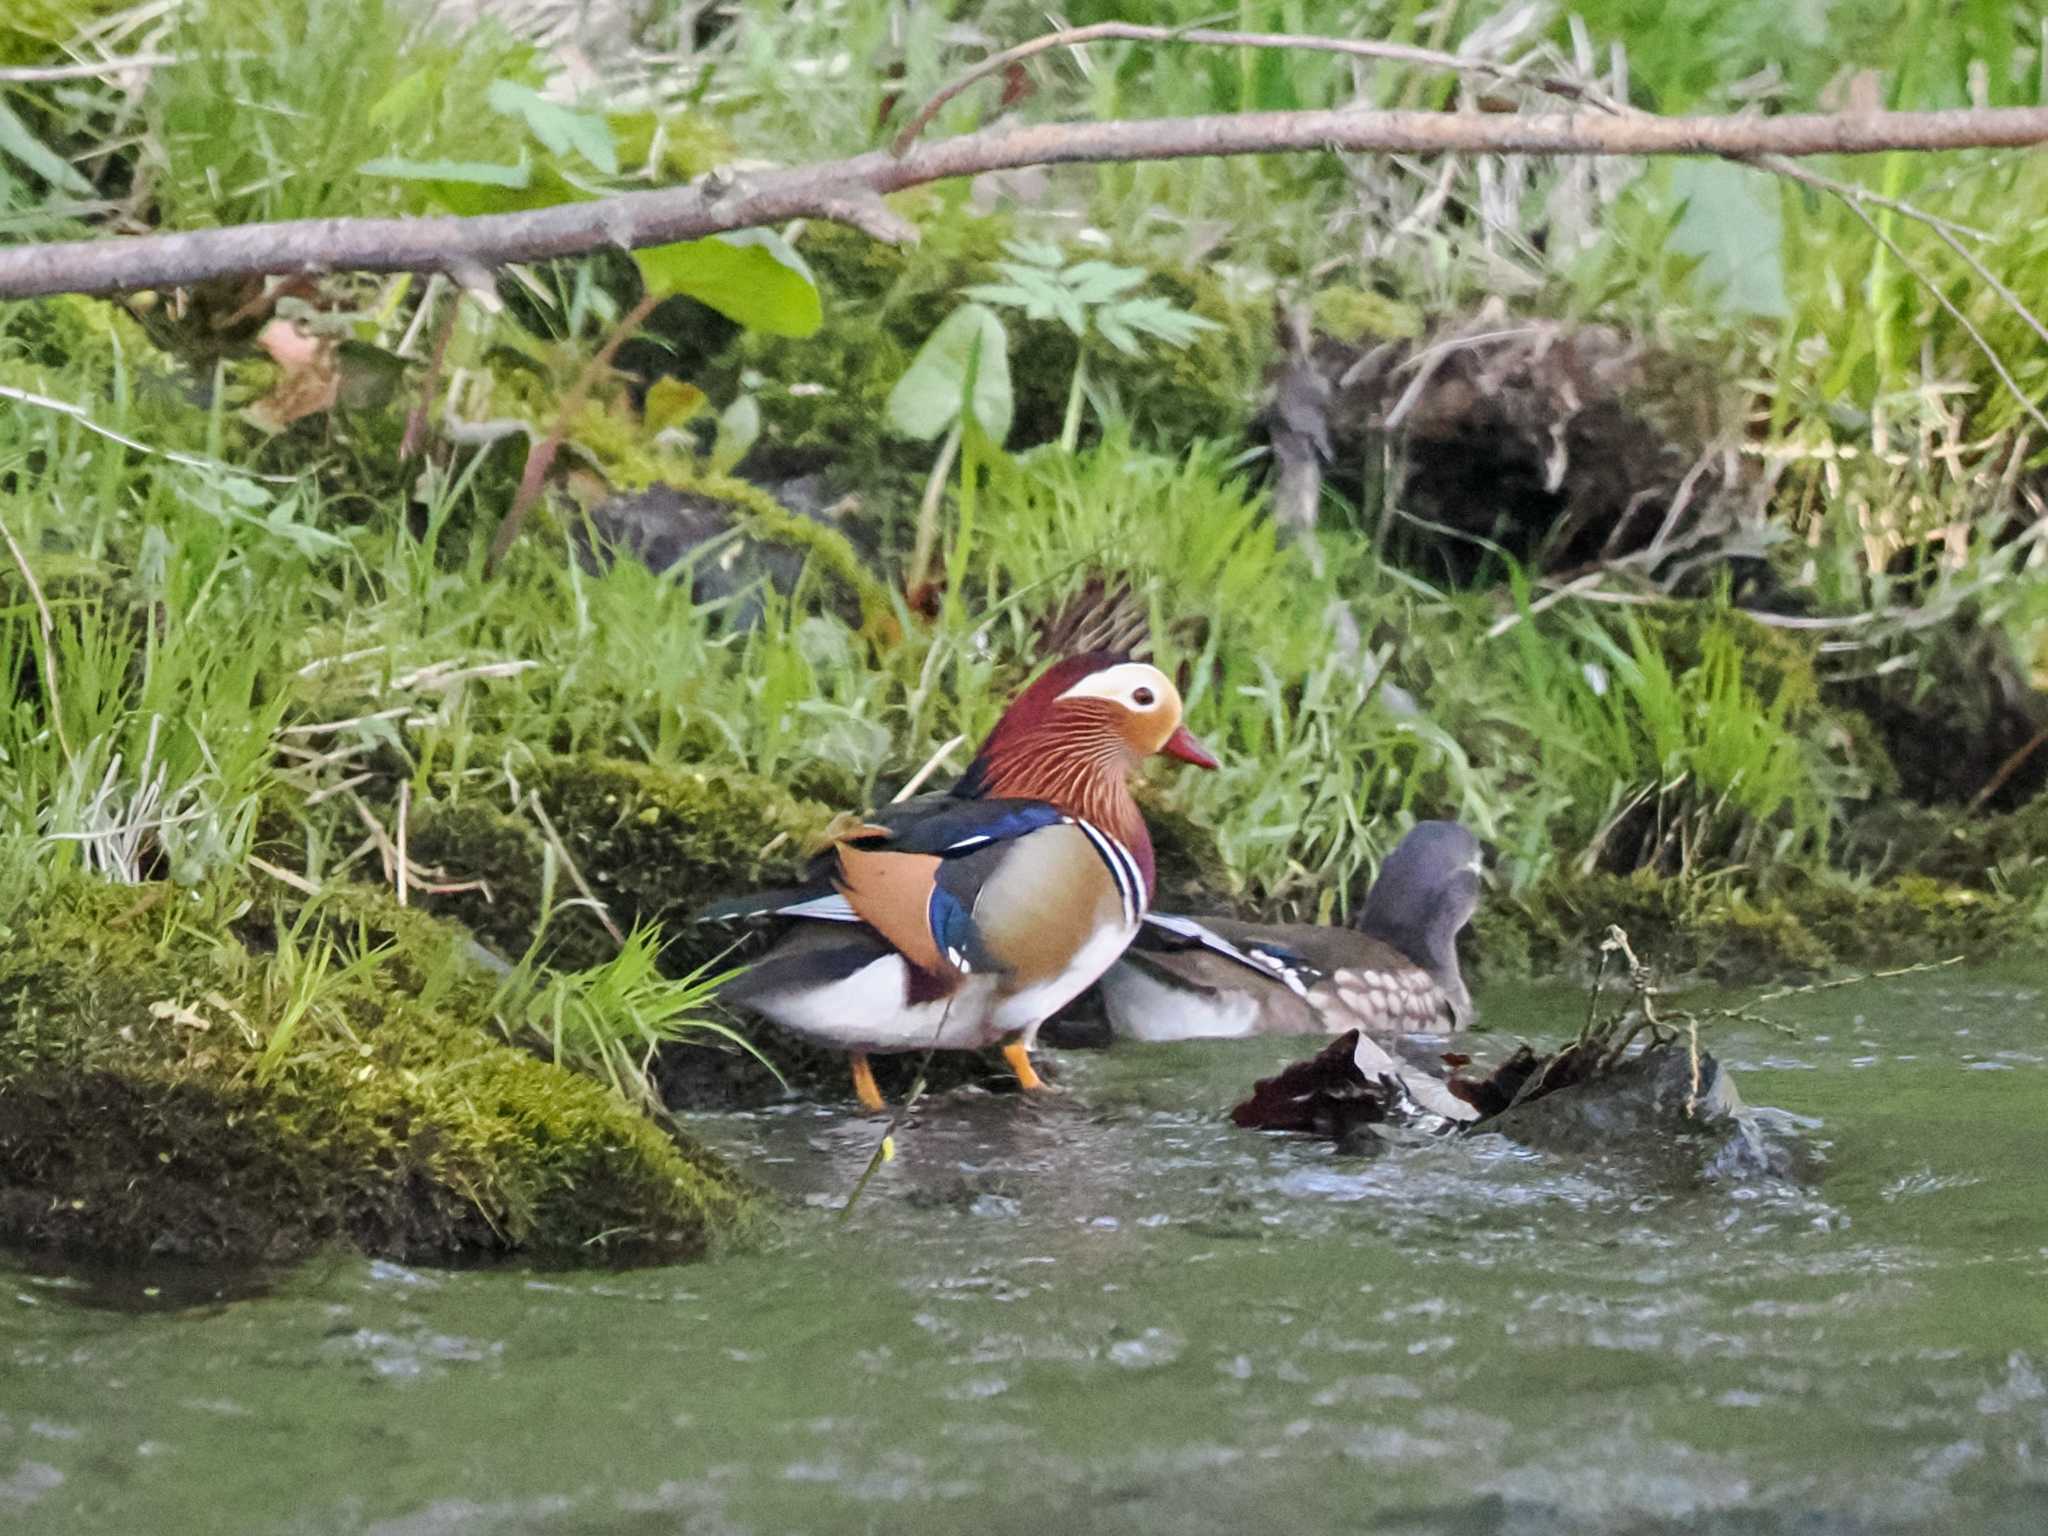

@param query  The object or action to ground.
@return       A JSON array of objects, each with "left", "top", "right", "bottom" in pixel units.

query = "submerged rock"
[
  {"left": 1232, "top": 1029, "right": 1791, "bottom": 1183},
  {"left": 0, "top": 875, "right": 758, "bottom": 1266},
  {"left": 1468, "top": 1041, "right": 1785, "bottom": 1182}
]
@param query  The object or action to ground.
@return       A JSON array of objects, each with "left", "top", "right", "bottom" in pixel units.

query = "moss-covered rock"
[
  {"left": 1472, "top": 863, "right": 2033, "bottom": 987},
  {"left": 0, "top": 874, "right": 758, "bottom": 1265},
  {"left": 409, "top": 754, "right": 835, "bottom": 977}
]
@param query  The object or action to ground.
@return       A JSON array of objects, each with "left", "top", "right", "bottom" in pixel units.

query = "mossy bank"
[{"left": 0, "top": 874, "right": 759, "bottom": 1266}]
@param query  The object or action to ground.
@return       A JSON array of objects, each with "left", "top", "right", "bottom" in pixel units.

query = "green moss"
[
  {"left": 410, "top": 754, "right": 834, "bottom": 977},
  {"left": 0, "top": 874, "right": 758, "bottom": 1265},
  {"left": 1310, "top": 286, "right": 1426, "bottom": 344},
  {"left": 1472, "top": 864, "right": 2034, "bottom": 987},
  {"left": 1784, "top": 872, "right": 2032, "bottom": 970}
]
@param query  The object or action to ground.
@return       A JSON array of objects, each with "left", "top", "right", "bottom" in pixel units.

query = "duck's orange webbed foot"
[
  {"left": 1002, "top": 1040, "right": 1052, "bottom": 1094},
  {"left": 850, "top": 1052, "right": 886, "bottom": 1113}
]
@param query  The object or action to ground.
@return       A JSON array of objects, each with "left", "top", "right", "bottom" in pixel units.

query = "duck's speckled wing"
[{"left": 1111, "top": 911, "right": 1459, "bottom": 1039}]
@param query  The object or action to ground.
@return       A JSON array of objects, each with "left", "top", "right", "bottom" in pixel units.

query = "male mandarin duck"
[
  {"left": 696, "top": 652, "right": 1217, "bottom": 1110},
  {"left": 1095, "top": 820, "right": 1483, "bottom": 1043}
]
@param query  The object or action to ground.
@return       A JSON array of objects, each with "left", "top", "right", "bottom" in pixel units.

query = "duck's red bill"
[{"left": 1162, "top": 725, "right": 1219, "bottom": 769}]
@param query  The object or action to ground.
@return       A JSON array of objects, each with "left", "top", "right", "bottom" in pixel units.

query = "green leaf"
[
  {"left": 710, "top": 394, "right": 761, "bottom": 475},
  {"left": 334, "top": 340, "right": 409, "bottom": 410},
  {"left": 1001, "top": 238, "right": 1066, "bottom": 268},
  {"left": 1105, "top": 296, "right": 1221, "bottom": 349},
  {"left": 359, "top": 154, "right": 593, "bottom": 215},
  {"left": 486, "top": 79, "right": 619, "bottom": 175},
  {"left": 1062, "top": 261, "right": 1146, "bottom": 304},
  {"left": 0, "top": 98, "right": 90, "bottom": 196},
  {"left": 643, "top": 376, "right": 708, "bottom": 434},
  {"left": 1666, "top": 161, "right": 1788, "bottom": 319},
  {"left": 367, "top": 65, "right": 446, "bottom": 130},
  {"left": 887, "top": 303, "right": 1012, "bottom": 444},
  {"left": 1094, "top": 309, "right": 1139, "bottom": 356},
  {"left": 634, "top": 228, "right": 822, "bottom": 337}
]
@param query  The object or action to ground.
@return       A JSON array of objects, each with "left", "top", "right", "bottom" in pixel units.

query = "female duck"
[
  {"left": 1096, "top": 820, "right": 1483, "bottom": 1042},
  {"left": 698, "top": 653, "right": 1217, "bottom": 1110}
]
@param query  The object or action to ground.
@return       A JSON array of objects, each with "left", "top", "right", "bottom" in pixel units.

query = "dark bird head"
[{"left": 1356, "top": 820, "right": 1483, "bottom": 1026}]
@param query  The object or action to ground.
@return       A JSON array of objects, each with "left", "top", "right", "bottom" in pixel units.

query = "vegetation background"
[{"left": 3, "top": 0, "right": 2048, "bottom": 1258}]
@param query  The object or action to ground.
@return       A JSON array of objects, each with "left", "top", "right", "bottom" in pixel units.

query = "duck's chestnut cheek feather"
[{"left": 1162, "top": 724, "right": 1219, "bottom": 769}]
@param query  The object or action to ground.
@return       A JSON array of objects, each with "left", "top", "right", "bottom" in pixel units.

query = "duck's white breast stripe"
[{"left": 1070, "top": 816, "right": 1143, "bottom": 927}]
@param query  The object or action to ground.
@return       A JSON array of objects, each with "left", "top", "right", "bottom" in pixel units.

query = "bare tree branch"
[
  {"left": 2, "top": 104, "right": 2046, "bottom": 301},
  {"left": 887, "top": 21, "right": 1615, "bottom": 156}
]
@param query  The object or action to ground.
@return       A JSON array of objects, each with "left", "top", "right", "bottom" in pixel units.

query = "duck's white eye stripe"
[{"left": 1055, "top": 661, "right": 1177, "bottom": 708}]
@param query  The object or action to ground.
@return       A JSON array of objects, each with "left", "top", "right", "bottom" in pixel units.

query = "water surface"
[{"left": 6, "top": 967, "right": 2048, "bottom": 1534}]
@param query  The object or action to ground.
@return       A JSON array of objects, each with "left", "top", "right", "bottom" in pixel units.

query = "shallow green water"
[{"left": 6, "top": 966, "right": 2048, "bottom": 1536}]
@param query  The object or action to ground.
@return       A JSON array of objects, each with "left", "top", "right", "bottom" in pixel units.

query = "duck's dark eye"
[{"left": 1132, "top": 686, "right": 1156, "bottom": 707}]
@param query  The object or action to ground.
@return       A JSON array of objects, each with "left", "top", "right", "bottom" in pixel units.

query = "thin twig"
[
  {"left": 1484, "top": 569, "right": 1613, "bottom": 639},
  {"left": 248, "top": 854, "right": 322, "bottom": 896},
  {"left": 1964, "top": 725, "right": 2048, "bottom": 816},
  {"left": 0, "top": 54, "right": 185, "bottom": 82}
]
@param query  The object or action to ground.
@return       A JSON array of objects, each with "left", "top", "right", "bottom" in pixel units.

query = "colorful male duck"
[
  {"left": 1096, "top": 820, "right": 1483, "bottom": 1042},
  {"left": 697, "top": 653, "right": 1217, "bottom": 1110}
]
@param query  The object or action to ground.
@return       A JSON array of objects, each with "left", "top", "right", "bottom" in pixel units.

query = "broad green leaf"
[
  {"left": 486, "top": 79, "right": 619, "bottom": 175},
  {"left": 0, "top": 98, "right": 90, "bottom": 195},
  {"left": 1666, "top": 161, "right": 1788, "bottom": 319},
  {"left": 887, "top": 303, "right": 1011, "bottom": 444},
  {"left": 634, "top": 228, "right": 822, "bottom": 337}
]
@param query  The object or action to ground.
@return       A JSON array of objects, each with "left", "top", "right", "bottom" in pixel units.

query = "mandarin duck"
[
  {"left": 1095, "top": 820, "right": 1483, "bottom": 1043},
  {"left": 696, "top": 653, "right": 1217, "bottom": 1110}
]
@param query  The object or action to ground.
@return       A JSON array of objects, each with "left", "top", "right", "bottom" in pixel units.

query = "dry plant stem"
[
  {"left": 892, "top": 734, "right": 967, "bottom": 803},
  {"left": 888, "top": 21, "right": 1608, "bottom": 155},
  {"left": 0, "top": 382, "right": 294, "bottom": 481},
  {"left": 485, "top": 288, "right": 661, "bottom": 572},
  {"left": 396, "top": 781, "right": 412, "bottom": 907},
  {"left": 247, "top": 853, "right": 322, "bottom": 896},
  {"left": 0, "top": 54, "right": 185, "bottom": 82},
  {"left": 1964, "top": 724, "right": 2048, "bottom": 815},
  {"left": 6, "top": 105, "right": 2048, "bottom": 300},
  {"left": 401, "top": 283, "right": 464, "bottom": 461},
  {"left": 0, "top": 511, "right": 68, "bottom": 761},
  {"left": 523, "top": 792, "right": 626, "bottom": 948}
]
